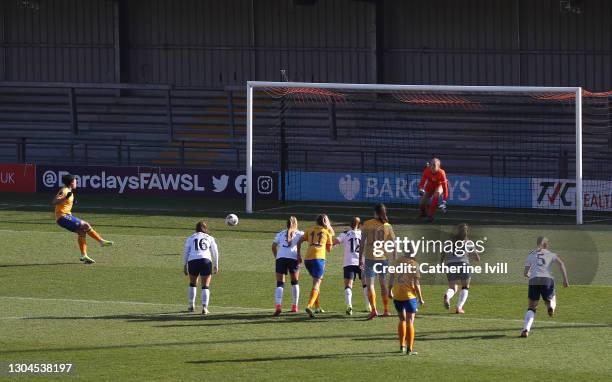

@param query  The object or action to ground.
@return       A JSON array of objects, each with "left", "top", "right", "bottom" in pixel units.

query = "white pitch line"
[
  {"left": 254, "top": 205, "right": 301, "bottom": 213},
  {"left": 0, "top": 296, "right": 270, "bottom": 312},
  {"left": 0, "top": 228, "right": 273, "bottom": 242},
  {"left": 0, "top": 204, "right": 25, "bottom": 210}
]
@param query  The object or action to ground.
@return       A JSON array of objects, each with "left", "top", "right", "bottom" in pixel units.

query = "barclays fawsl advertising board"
[
  {"left": 285, "top": 171, "right": 532, "bottom": 208},
  {"left": 37, "top": 165, "right": 277, "bottom": 199}
]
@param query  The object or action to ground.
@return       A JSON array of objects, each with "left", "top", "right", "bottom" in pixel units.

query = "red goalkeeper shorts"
[{"left": 424, "top": 183, "right": 442, "bottom": 194}]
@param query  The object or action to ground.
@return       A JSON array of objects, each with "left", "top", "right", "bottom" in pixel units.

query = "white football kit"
[
  {"left": 524, "top": 248, "right": 558, "bottom": 279},
  {"left": 272, "top": 229, "right": 304, "bottom": 260},
  {"left": 336, "top": 229, "right": 362, "bottom": 267},
  {"left": 183, "top": 232, "right": 219, "bottom": 268}
]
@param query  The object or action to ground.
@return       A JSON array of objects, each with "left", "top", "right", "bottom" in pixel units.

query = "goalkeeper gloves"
[
  {"left": 439, "top": 200, "right": 447, "bottom": 211},
  {"left": 418, "top": 188, "right": 426, "bottom": 196},
  {"left": 65, "top": 192, "right": 73, "bottom": 199}
]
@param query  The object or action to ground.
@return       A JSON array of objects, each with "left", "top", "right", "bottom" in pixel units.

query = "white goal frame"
[{"left": 245, "top": 81, "right": 583, "bottom": 224}]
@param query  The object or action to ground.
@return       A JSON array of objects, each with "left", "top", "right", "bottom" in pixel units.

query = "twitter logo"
[{"left": 212, "top": 175, "right": 229, "bottom": 192}]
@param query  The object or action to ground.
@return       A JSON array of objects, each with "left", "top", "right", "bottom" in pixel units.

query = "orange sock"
[
  {"left": 408, "top": 321, "right": 415, "bottom": 351},
  {"left": 398, "top": 321, "right": 407, "bottom": 347},
  {"left": 382, "top": 293, "right": 389, "bottom": 311},
  {"left": 368, "top": 288, "right": 377, "bottom": 311},
  {"left": 307, "top": 288, "right": 319, "bottom": 308},
  {"left": 314, "top": 294, "right": 321, "bottom": 309},
  {"left": 87, "top": 228, "right": 102, "bottom": 242},
  {"left": 78, "top": 236, "right": 87, "bottom": 256}
]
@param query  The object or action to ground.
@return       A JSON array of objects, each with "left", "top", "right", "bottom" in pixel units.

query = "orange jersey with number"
[
  {"left": 418, "top": 167, "right": 449, "bottom": 200},
  {"left": 390, "top": 258, "right": 420, "bottom": 301},
  {"left": 303, "top": 226, "right": 333, "bottom": 260},
  {"left": 361, "top": 219, "right": 395, "bottom": 260},
  {"left": 54, "top": 187, "right": 74, "bottom": 220}
]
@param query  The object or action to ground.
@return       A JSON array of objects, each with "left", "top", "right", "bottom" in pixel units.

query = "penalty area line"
[{"left": 0, "top": 296, "right": 271, "bottom": 313}]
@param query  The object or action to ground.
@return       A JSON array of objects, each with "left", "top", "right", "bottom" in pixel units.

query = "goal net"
[{"left": 246, "top": 82, "right": 612, "bottom": 224}]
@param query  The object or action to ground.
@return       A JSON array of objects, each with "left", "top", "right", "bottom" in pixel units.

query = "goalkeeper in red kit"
[{"left": 418, "top": 157, "right": 448, "bottom": 222}]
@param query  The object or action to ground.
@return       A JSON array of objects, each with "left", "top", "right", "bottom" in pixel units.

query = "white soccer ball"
[{"left": 225, "top": 213, "right": 239, "bottom": 226}]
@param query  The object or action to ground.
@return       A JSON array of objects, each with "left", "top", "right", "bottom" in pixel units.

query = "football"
[{"left": 225, "top": 213, "right": 239, "bottom": 226}]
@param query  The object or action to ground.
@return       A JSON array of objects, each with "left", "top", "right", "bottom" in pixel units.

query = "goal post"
[
  {"left": 575, "top": 87, "right": 583, "bottom": 225},
  {"left": 245, "top": 81, "right": 585, "bottom": 224}
]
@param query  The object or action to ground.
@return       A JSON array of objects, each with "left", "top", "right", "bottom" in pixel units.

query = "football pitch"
[{"left": 1, "top": 194, "right": 611, "bottom": 381}]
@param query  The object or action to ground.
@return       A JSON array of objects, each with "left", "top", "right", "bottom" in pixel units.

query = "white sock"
[
  {"left": 445, "top": 288, "right": 456, "bottom": 301},
  {"left": 523, "top": 309, "right": 535, "bottom": 331},
  {"left": 457, "top": 288, "right": 469, "bottom": 309},
  {"left": 188, "top": 286, "right": 196, "bottom": 307},
  {"left": 291, "top": 284, "right": 299, "bottom": 305},
  {"left": 275, "top": 287, "right": 284, "bottom": 305},
  {"left": 363, "top": 286, "right": 370, "bottom": 308},
  {"left": 202, "top": 288, "right": 210, "bottom": 308},
  {"left": 549, "top": 296, "right": 556, "bottom": 312},
  {"left": 344, "top": 287, "right": 352, "bottom": 306}
]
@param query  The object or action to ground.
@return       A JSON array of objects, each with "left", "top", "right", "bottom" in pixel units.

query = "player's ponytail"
[
  {"left": 286, "top": 216, "right": 298, "bottom": 242},
  {"left": 195, "top": 220, "right": 208, "bottom": 234},
  {"left": 374, "top": 203, "right": 389, "bottom": 224},
  {"left": 351, "top": 217, "right": 361, "bottom": 230},
  {"left": 317, "top": 214, "right": 335, "bottom": 236}
]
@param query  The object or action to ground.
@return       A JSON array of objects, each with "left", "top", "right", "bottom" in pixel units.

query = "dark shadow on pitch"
[
  {"left": 186, "top": 351, "right": 399, "bottom": 365},
  {"left": 353, "top": 334, "right": 507, "bottom": 342},
  {"left": 0, "top": 333, "right": 399, "bottom": 355}
]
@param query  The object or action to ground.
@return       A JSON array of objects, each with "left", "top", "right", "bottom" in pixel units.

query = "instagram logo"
[{"left": 257, "top": 176, "right": 273, "bottom": 194}]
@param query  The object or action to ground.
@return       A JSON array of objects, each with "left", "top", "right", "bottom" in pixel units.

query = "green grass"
[{"left": 0, "top": 193, "right": 611, "bottom": 381}]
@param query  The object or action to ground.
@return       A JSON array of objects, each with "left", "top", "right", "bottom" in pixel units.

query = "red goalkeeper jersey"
[{"left": 418, "top": 167, "right": 449, "bottom": 200}]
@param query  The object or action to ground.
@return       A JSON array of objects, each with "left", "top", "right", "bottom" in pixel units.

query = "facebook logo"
[{"left": 234, "top": 175, "right": 247, "bottom": 194}]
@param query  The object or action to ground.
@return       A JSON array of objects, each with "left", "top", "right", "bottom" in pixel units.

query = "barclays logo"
[{"left": 339, "top": 175, "right": 360, "bottom": 200}]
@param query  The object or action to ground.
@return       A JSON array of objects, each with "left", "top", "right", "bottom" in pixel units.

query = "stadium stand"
[{"left": 0, "top": 82, "right": 610, "bottom": 181}]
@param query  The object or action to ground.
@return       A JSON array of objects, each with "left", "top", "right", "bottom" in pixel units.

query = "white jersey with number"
[
  {"left": 273, "top": 229, "right": 304, "bottom": 260},
  {"left": 445, "top": 239, "right": 475, "bottom": 265},
  {"left": 336, "top": 229, "right": 362, "bottom": 267},
  {"left": 183, "top": 232, "right": 219, "bottom": 268},
  {"left": 524, "top": 248, "right": 558, "bottom": 279}
]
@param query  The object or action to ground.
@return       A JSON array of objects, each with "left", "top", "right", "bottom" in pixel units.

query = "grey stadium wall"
[{"left": 0, "top": 0, "right": 610, "bottom": 90}]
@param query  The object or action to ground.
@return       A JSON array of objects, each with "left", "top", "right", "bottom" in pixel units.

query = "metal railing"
[
  {"left": 0, "top": 137, "right": 243, "bottom": 169},
  {"left": 0, "top": 81, "right": 175, "bottom": 139}
]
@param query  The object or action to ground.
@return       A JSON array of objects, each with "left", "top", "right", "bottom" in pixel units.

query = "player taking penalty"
[
  {"left": 52, "top": 174, "right": 113, "bottom": 264},
  {"left": 418, "top": 157, "right": 449, "bottom": 222},
  {"left": 521, "top": 237, "right": 569, "bottom": 337},
  {"left": 388, "top": 249, "right": 424, "bottom": 355}
]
